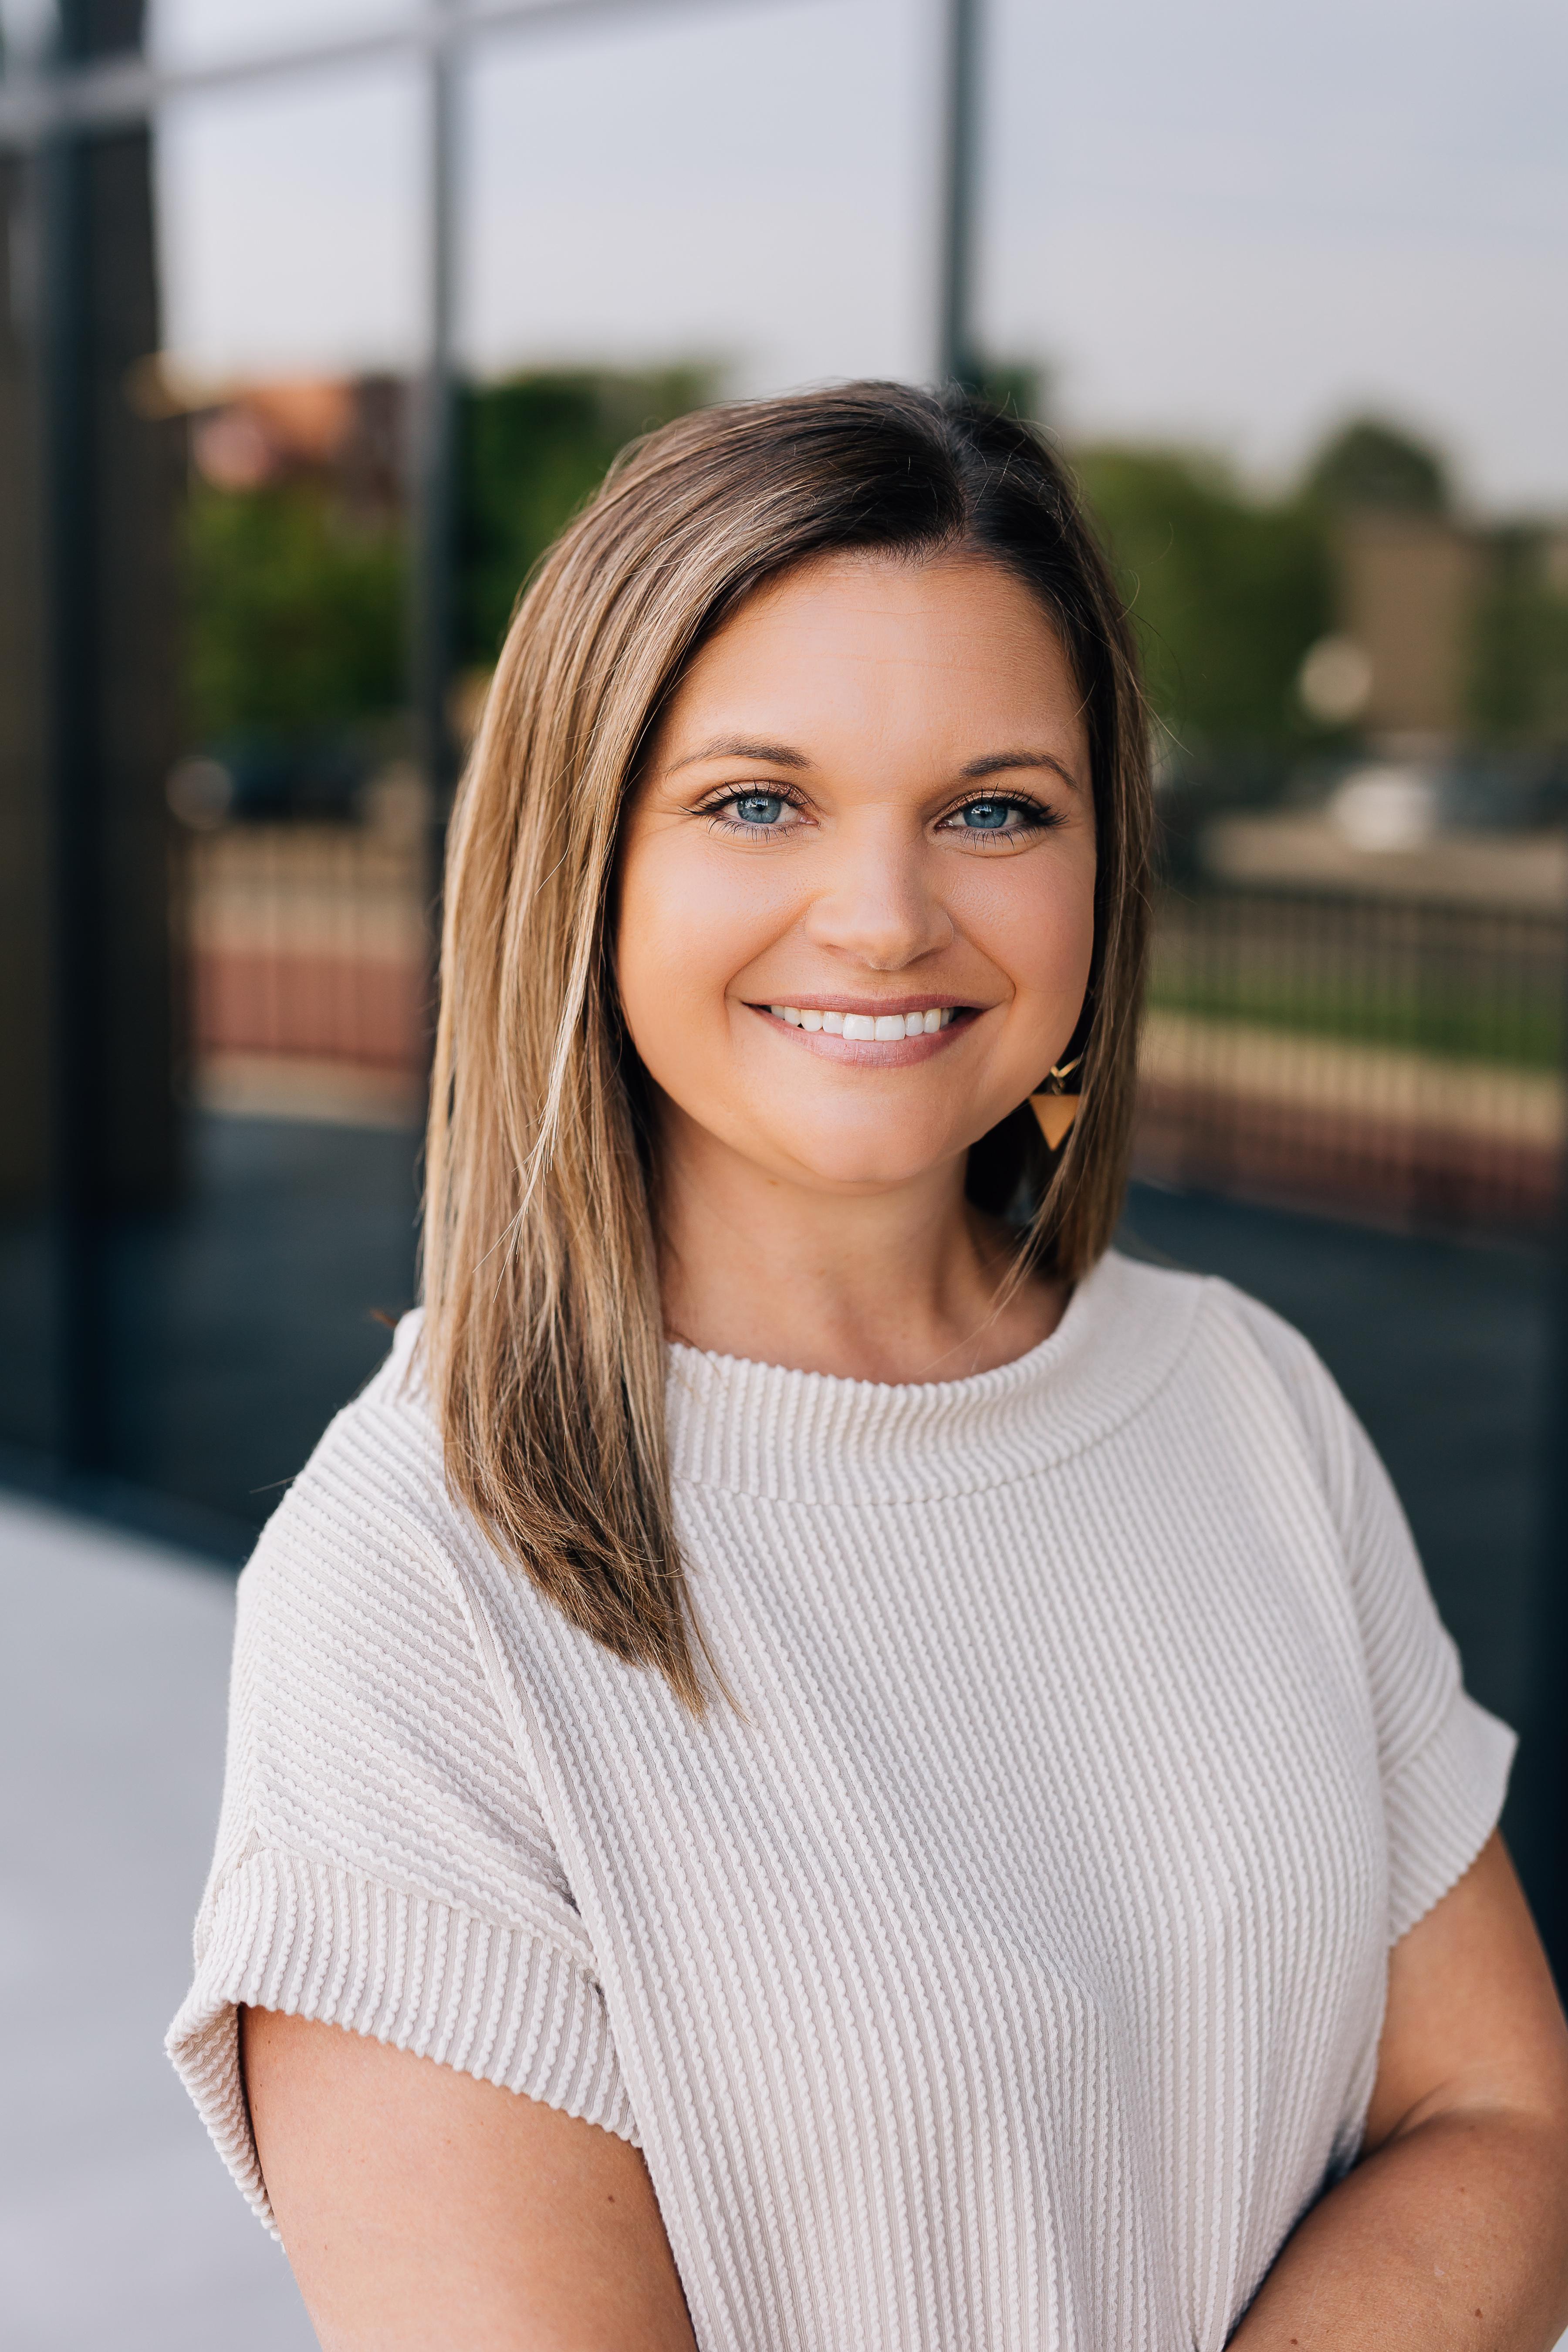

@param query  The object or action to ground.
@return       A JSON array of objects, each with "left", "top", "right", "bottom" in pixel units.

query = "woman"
[{"left": 170, "top": 384, "right": 1568, "bottom": 2350}]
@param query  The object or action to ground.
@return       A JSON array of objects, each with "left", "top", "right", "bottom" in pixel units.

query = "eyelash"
[
  {"left": 939, "top": 794, "right": 1060, "bottom": 841},
  {"left": 699, "top": 785, "right": 811, "bottom": 838},
  {"left": 697, "top": 787, "right": 1063, "bottom": 841}
]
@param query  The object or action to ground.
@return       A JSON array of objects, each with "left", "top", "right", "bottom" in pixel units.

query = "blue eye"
[
  {"left": 961, "top": 799, "right": 1012, "bottom": 831},
  {"left": 732, "top": 793, "right": 786, "bottom": 826}
]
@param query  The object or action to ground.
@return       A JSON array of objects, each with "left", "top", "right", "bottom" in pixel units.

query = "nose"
[{"left": 801, "top": 820, "right": 953, "bottom": 972}]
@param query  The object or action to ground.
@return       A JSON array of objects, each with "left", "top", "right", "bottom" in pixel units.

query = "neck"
[{"left": 654, "top": 1105, "right": 1067, "bottom": 1385}]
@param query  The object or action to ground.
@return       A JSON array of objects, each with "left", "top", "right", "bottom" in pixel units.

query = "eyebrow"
[
  {"left": 960, "top": 750, "right": 1083, "bottom": 791},
  {"left": 664, "top": 737, "right": 1083, "bottom": 791},
  {"left": 667, "top": 735, "right": 814, "bottom": 774}
]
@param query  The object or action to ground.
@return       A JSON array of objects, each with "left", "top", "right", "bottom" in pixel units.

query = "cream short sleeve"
[
  {"left": 166, "top": 1367, "right": 635, "bottom": 2238},
  {"left": 1223, "top": 1283, "right": 1516, "bottom": 1945}
]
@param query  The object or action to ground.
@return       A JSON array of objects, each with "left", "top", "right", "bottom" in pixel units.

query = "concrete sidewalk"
[{"left": 0, "top": 1496, "right": 314, "bottom": 2352}]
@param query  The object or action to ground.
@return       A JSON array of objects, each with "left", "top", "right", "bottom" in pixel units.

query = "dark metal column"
[
  {"left": 408, "top": 0, "right": 462, "bottom": 1083},
  {"left": 0, "top": 148, "right": 55, "bottom": 1457},
  {"left": 37, "top": 0, "right": 182, "bottom": 1475},
  {"left": 412, "top": 0, "right": 460, "bottom": 822},
  {"left": 1527, "top": 985, "right": 1568, "bottom": 1986},
  {"left": 38, "top": 118, "right": 107, "bottom": 1467}
]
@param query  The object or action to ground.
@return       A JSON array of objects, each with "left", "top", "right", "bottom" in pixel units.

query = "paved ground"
[{"left": 0, "top": 1496, "right": 315, "bottom": 2352}]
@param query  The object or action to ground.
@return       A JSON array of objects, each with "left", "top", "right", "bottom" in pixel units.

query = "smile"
[
  {"left": 766, "top": 1004, "right": 960, "bottom": 1039},
  {"left": 747, "top": 1000, "right": 981, "bottom": 1066}
]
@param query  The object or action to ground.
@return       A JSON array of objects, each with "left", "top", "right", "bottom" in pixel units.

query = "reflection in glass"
[
  {"left": 149, "top": 0, "right": 406, "bottom": 74},
  {"left": 0, "top": 102, "right": 183, "bottom": 1488},
  {"left": 157, "top": 63, "right": 423, "bottom": 384},
  {"left": 460, "top": 0, "right": 921, "bottom": 394},
  {"left": 0, "top": 149, "right": 50, "bottom": 1451},
  {"left": 0, "top": 0, "right": 53, "bottom": 73},
  {"left": 0, "top": 64, "right": 427, "bottom": 1532},
  {"left": 142, "top": 68, "right": 426, "bottom": 1531}
]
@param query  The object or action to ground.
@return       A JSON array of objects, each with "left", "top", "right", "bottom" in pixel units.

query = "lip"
[{"left": 744, "top": 1000, "right": 984, "bottom": 1068}]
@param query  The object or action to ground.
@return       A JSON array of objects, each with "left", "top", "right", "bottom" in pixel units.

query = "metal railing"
[
  {"left": 1136, "top": 880, "right": 1568, "bottom": 1233},
  {"left": 177, "top": 829, "right": 1568, "bottom": 1233},
  {"left": 179, "top": 819, "right": 430, "bottom": 1128}
]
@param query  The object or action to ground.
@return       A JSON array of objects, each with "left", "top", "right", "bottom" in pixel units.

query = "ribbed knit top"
[{"left": 169, "top": 1252, "right": 1512, "bottom": 2351}]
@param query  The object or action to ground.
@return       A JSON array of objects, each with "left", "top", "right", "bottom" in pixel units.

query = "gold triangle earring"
[{"left": 1029, "top": 1055, "right": 1083, "bottom": 1151}]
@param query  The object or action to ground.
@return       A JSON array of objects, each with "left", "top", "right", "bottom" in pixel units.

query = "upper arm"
[
  {"left": 1223, "top": 1284, "right": 1516, "bottom": 1942},
  {"left": 168, "top": 1402, "right": 635, "bottom": 2226},
  {"left": 1365, "top": 1832, "right": 1568, "bottom": 2156},
  {"left": 243, "top": 2008, "right": 696, "bottom": 2352}
]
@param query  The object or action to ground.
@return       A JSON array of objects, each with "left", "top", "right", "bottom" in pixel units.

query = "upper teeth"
[{"left": 767, "top": 1006, "right": 956, "bottom": 1039}]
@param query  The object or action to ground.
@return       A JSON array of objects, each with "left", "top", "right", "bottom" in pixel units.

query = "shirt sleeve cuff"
[
  {"left": 166, "top": 1845, "right": 638, "bottom": 2237},
  {"left": 1384, "top": 1686, "right": 1517, "bottom": 1946}
]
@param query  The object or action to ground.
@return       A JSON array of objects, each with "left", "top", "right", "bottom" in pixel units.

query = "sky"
[{"left": 143, "top": 0, "right": 1568, "bottom": 511}]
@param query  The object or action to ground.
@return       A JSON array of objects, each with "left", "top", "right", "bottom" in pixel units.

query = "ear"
[{"left": 1030, "top": 1094, "right": 1078, "bottom": 1150}]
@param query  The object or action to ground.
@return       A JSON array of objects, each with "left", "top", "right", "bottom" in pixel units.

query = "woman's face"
[{"left": 617, "top": 551, "right": 1097, "bottom": 1198}]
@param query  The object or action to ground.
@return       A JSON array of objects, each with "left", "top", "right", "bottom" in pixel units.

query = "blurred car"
[{"left": 166, "top": 737, "right": 376, "bottom": 830}]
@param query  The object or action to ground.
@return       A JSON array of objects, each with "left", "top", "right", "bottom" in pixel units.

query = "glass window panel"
[
  {"left": 982, "top": 0, "right": 1568, "bottom": 510},
  {"left": 0, "top": 61, "right": 429, "bottom": 1534},
  {"left": 149, "top": 0, "right": 407, "bottom": 75},
  {"left": 460, "top": 0, "right": 927, "bottom": 399},
  {"left": 158, "top": 59, "right": 424, "bottom": 382},
  {"left": 0, "top": 0, "right": 55, "bottom": 77},
  {"left": 142, "top": 62, "right": 426, "bottom": 1534},
  {"left": 963, "top": 0, "right": 1567, "bottom": 1875}
]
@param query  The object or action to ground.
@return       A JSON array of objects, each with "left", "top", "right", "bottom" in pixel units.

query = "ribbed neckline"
[{"left": 665, "top": 1249, "right": 1202, "bottom": 1505}]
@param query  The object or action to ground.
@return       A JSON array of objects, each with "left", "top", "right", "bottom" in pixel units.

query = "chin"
[{"left": 767, "top": 1127, "right": 959, "bottom": 1194}]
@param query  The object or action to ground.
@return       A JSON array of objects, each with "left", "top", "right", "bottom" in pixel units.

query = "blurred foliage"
[
  {"left": 971, "top": 361, "right": 1047, "bottom": 422},
  {"left": 1146, "top": 949, "right": 1565, "bottom": 1070},
  {"left": 1074, "top": 446, "right": 1333, "bottom": 750},
  {"left": 183, "top": 376, "right": 1565, "bottom": 781},
  {"left": 185, "top": 481, "right": 405, "bottom": 743},
  {"left": 1305, "top": 416, "right": 1450, "bottom": 514},
  {"left": 458, "top": 366, "right": 713, "bottom": 662},
  {"left": 1469, "top": 528, "right": 1568, "bottom": 743}
]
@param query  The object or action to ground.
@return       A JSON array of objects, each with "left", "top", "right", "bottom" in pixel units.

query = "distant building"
[
  {"left": 1333, "top": 514, "right": 1484, "bottom": 742},
  {"left": 187, "top": 374, "right": 408, "bottom": 526}
]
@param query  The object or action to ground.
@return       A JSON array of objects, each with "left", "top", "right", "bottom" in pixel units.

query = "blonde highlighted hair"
[{"left": 422, "top": 382, "right": 1152, "bottom": 1709}]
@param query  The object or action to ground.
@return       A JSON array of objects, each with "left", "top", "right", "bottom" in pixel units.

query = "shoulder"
[
  {"left": 253, "top": 1307, "right": 448, "bottom": 1567},
  {"left": 1096, "top": 1244, "right": 1325, "bottom": 1386},
  {"left": 226, "top": 1310, "right": 563, "bottom": 1892},
  {"left": 266, "top": 1304, "right": 445, "bottom": 1539},
  {"left": 1094, "top": 1250, "right": 1363, "bottom": 1520},
  {"left": 1100, "top": 1247, "right": 1341, "bottom": 1416},
  {"left": 1083, "top": 1246, "right": 1329, "bottom": 1400},
  {"left": 235, "top": 1308, "right": 481, "bottom": 1724},
  {"left": 1186, "top": 1267, "right": 1363, "bottom": 1517}
]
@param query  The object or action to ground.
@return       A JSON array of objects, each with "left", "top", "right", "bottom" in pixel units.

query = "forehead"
[{"left": 654, "top": 552, "right": 1086, "bottom": 764}]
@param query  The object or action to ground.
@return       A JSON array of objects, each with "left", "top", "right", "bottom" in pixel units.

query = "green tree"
[
  {"left": 1469, "top": 528, "right": 1568, "bottom": 743},
  {"left": 185, "top": 481, "right": 406, "bottom": 743},
  {"left": 1305, "top": 416, "right": 1449, "bottom": 514},
  {"left": 1073, "top": 446, "right": 1332, "bottom": 749},
  {"left": 458, "top": 366, "right": 713, "bottom": 663}
]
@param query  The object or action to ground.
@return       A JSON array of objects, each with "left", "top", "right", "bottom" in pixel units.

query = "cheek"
[
  {"left": 615, "top": 830, "right": 795, "bottom": 1075},
  {"left": 955, "top": 841, "right": 1097, "bottom": 1025}
]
